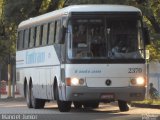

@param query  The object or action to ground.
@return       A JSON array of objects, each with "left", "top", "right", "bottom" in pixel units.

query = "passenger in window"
[
  {"left": 89, "top": 26, "right": 104, "bottom": 44},
  {"left": 73, "top": 24, "right": 87, "bottom": 47},
  {"left": 88, "top": 26, "right": 105, "bottom": 57}
]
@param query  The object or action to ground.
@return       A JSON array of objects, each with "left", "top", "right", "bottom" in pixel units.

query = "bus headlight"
[
  {"left": 136, "top": 77, "right": 145, "bottom": 85},
  {"left": 71, "top": 78, "right": 79, "bottom": 85},
  {"left": 130, "top": 77, "right": 145, "bottom": 86},
  {"left": 66, "top": 78, "right": 85, "bottom": 86}
]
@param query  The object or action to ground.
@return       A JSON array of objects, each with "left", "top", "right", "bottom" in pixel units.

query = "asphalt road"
[{"left": 0, "top": 98, "right": 160, "bottom": 120}]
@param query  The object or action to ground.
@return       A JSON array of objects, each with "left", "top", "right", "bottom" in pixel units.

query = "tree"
[
  {"left": 0, "top": 0, "right": 63, "bottom": 58},
  {"left": 0, "top": 0, "right": 160, "bottom": 61}
]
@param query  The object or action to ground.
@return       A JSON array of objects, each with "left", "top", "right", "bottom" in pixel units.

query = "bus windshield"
[{"left": 67, "top": 14, "right": 144, "bottom": 60}]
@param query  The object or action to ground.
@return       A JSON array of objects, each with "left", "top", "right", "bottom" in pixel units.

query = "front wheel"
[
  {"left": 55, "top": 85, "right": 71, "bottom": 112},
  {"left": 118, "top": 100, "right": 129, "bottom": 112},
  {"left": 57, "top": 101, "right": 72, "bottom": 112}
]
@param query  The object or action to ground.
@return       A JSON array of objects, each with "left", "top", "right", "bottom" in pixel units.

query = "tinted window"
[
  {"left": 17, "top": 31, "right": 24, "bottom": 50},
  {"left": 24, "top": 29, "right": 30, "bottom": 49},
  {"left": 35, "top": 26, "right": 41, "bottom": 47},
  {"left": 42, "top": 24, "right": 48, "bottom": 45},
  {"left": 55, "top": 20, "right": 61, "bottom": 43},
  {"left": 48, "top": 22, "right": 55, "bottom": 44},
  {"left": 29, "top": 27, "right": 36, "bottom": 48}
]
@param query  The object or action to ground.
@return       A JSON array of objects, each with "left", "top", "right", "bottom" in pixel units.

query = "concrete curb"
[
  {"left": 0, "top": 97, "right": 25, "bottom": 102},
  {"left": 131, "top": 103, "right": 160, "bottom": 109}
]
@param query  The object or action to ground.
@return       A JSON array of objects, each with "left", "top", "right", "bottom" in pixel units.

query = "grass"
[{"left": 132, "top": 99, "right": 160, "bottom": 105}]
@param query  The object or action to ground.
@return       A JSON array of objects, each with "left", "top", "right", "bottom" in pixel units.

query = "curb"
[
  {"left": 131, "top": 103, "right": 160, "bottom": 109},
  {"left": 0, "top": 97, "right": 25, "bottom": 102}
]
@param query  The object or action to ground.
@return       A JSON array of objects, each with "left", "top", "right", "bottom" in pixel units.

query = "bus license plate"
[{"left": 101, "top": 93, "right": 114, "bottom": 100}]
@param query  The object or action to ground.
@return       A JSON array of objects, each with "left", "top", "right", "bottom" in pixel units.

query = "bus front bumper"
[{"left": 65, "top": 86, "right": 146, "bottom": 102}]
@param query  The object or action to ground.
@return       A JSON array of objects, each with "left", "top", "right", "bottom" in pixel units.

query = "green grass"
[{"left": 132, "top": 99, "right": 160, "bottom": 105}]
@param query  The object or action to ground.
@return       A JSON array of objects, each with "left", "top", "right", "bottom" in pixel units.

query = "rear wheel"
[
  {"left": 55, "top": 85, "right": 71, "bottom": 112},
  {"left": 118, "top": 100, "right": 129, "bottom": 112},
  {"left": 31, "top": 85, "right": 45, "bottom": 109},
  {"left": 26, "top": 84, "right": 32, "bottom": 108}
]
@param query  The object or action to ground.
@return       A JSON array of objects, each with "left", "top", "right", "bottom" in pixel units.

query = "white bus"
[{"left": 16, "top": 5, "right": 150, "bottom": 112}]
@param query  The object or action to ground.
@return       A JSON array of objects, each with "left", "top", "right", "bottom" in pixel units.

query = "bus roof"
[{"left": 18, "top": 5, "right": 141, "bottom": 29}]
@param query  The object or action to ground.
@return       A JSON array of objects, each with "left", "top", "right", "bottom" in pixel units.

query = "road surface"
[{"left": 0, "top": 98, "right": 159, "bottom": 120}]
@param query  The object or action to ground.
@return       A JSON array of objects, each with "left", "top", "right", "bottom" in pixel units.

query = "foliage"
[
  {"left": 0, "top": 0, "right": 160, "bottom": 62},
  {"left": 147, "top": 34, "right": 160, "bottom": 62},
  {"left": 0, "top": 0, "right": 62, "bottom": 61}
]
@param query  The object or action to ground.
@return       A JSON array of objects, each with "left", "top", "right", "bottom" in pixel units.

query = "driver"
[{"left": 112, "top": 40, "right": 127, "bottom": 54}]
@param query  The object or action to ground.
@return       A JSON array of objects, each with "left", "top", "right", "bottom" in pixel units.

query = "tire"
[
  {"left": 55, "top": 85, "right": 71, "bottom": 112},
  {"left": 26, "top": 84, "right": 33, "bottom": 108},
  {"left": 31, "top": 85, "right": 45, "bottom": 109},
  {"left": 73, "top": 102, "right": 82, "bottom": 109},
  {"left": 118, "top": 100, "right": 129, "bottom": 112},
  {"left": 83, "top": 101, "right": 99, "bottom": 109}
]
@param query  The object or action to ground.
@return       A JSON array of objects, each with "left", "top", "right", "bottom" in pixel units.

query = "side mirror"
[
  {"left": 143, "top": 27, "right": 150, "bottom": 45},
  {"left": 59, "top": 26, "right": 66, "bottom": 44}
]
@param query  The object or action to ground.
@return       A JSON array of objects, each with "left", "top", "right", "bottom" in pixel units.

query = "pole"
[
  {"left": 145, "top": 49, "right": 150, "bottom": 99},
  {"left": 0, "top": 64, "right": 1, "bottom": 98},
  {"left": 8, "top": 60, "right": 11, "bottom": 98},
  {"left": 146, "top": 61, "right": 149, "bottom": 99},
  {"left": 12, "top": 64, "right": 15, "bottom": 98}
]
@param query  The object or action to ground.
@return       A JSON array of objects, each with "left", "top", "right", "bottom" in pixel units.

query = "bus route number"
[{"left": 128, "top": 68, "right": 142, "bottom": 73}]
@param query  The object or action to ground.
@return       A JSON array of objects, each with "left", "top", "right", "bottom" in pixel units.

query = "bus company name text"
[
  {"left": 26, "top": 52, "right": 45, "bottom": 64},
  {"left": 75, "top": 69, "right": 101, "bottom": 74}
]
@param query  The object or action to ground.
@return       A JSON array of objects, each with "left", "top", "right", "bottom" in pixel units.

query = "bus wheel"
[
  {"left": 118, "top": 100, "right": 129, "bottom": 112},
  {"left": 55, "top": 85, "right": 71, "bottom": 112},
  {"left": 26, "top": 84, "right": 33, "bottom": 108},
  {"left": 31, "top": 85, "right": 45, "bottom": 109},
  {"left": 73, "top": 102, "right": 82, "bottom": 109}
]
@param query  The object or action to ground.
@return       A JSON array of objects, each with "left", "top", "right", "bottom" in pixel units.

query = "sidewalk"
[
  {"left": 0, "top": 93, "right": 22, "bottom": 99},
  {"left": 131, "top": 102, "right": 160, "bottom": 109}
]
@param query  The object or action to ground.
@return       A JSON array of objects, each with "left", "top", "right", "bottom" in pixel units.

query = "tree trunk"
[
  {"left": 146, "top": 15, "right": 160, "bottom": 34},
  {"left": 47, "top": 0, "right": 59, "bottom": 12},
  {"left": 28, "top": 0, "right": 43, "bottom": 17}
]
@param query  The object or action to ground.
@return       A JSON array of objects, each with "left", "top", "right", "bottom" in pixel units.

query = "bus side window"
[
  {"left": 29, "top": 27, "right": 36, "bottom": 48},
  {"left": 39, "top": 25, "right": 43, "bottom": 46},
  {"left": 46, "top": 23, "right": 50, "bottom": 44},
  {"left": 36, "top": 26, "right": 41, "bottom": 47},
  {"left": 17, "top": 30, "right": 24, "bottom": 50},
  {"left": 48, "top": 22, "right": 55, "bottom": 44},
  {"left": 55, "top": 20, "right": 61, "bottom": 44},
  {"left": 24, "top": 29, "right": 30, "bottom": 49},
  {"left": 34, "top": 27, "right": 37, "bottom": 47},
  {"left": 42, "top": 24, "right": 48, "bottom": 46}
]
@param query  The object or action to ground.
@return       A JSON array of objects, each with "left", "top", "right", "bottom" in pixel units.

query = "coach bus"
[{"left": 16, "top": 5, "right": 150, "bottom": 112}]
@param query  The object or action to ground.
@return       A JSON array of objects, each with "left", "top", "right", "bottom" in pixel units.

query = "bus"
[{"left": 16, "top": 5, "right": 150, "bottom": 112}]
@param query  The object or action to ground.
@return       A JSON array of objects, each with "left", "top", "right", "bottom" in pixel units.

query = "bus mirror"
[
  {"left": 60, "top": 26, "right": 66, "bottom": 44},
  {"left": 143, "top": 27, "right": 150, "bottom": 45}
]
